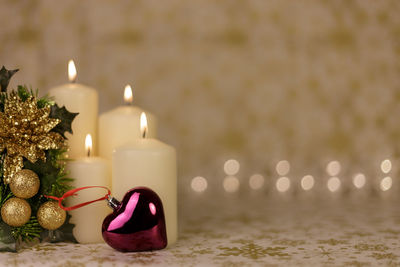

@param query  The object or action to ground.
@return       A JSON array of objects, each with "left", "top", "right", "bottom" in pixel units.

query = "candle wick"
[
  {"left": 70, "top": 76, "right": 77, "bottom": 83},
  {"left": 87, "top": 147, "right": 91, "bottom": 157},
  {"left": 142, "top": 127, "right": 147, "bottom": 139}
]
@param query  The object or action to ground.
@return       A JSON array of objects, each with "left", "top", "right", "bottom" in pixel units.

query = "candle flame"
[
  {"left": 85, "top": 134, "right": 92, "bottom": 157},
  {"left": 140, "top": 112, "right": 147, "bottom": 138},
  {"left": 124, "top": 84, "right": 133, "bottom": 104},
  {"left": 68, "top": 60, "right": 77, "bottom": 83}
]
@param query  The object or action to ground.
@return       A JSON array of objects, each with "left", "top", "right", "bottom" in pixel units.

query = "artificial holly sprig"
[{"left": 0, "top": 66, "right": 78, "bottom": 248}]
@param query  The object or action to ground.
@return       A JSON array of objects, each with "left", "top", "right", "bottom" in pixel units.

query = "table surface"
[{"left": 0, "top": 194, "right": 399, "bottom": 267}]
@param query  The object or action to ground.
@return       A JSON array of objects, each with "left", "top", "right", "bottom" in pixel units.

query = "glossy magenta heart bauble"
[{"left": 102, "top": 187, "right": 167, "bottom": 252}]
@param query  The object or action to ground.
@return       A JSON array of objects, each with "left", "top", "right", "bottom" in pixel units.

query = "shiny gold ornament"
[
  {"left": 37, "top": 201, "right": 66, "bottom": 230},
  {"left": 10, "top": 169, "right": 40, "bottom": 198},
  {"left": 0, "top": 91, "right": 64, "bottom": 183},
  {"left": 1, "top": 197, "right": 31, "bottom": 227}
]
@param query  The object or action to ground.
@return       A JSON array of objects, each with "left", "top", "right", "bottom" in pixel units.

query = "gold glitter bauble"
[
  {"left": 0, "top": 91, "right": 64, "bottom": 183},
  {"left": 10, "top": 169, "right": 40, "bottom": 199},
  {"left": 37, "top": 201, "right": 66, "bottom": 230},
  {"left": 1, "top": 197, "right": 31, "bottom": 227}
]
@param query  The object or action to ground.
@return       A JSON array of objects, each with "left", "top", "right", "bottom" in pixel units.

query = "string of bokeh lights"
[{"left": 190, "top": 159, "right": 394, "bottom": 194}]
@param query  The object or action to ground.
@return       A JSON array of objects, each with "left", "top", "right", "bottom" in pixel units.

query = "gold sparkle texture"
[
  {"left": 37, "top": 201, "right": 66, "bottom": 230},
  {"left": 1, "top": 197, "right": 31, "bottom": 227},
  {"left": 0, "top": 91, "right": 64, "bottom": 183},
  {"left": 10, "top": 169, "right": 40, "bottom": 199}
]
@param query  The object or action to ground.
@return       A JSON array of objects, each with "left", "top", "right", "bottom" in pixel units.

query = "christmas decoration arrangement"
[
  {"left": 0, "top": 67, "right": 77, "bottom": 252},
  {"left": 0, "top": 62, "right": 177, "bottom": 254}
]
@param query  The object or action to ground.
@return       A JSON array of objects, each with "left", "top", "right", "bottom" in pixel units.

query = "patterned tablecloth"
[{"left": 0, "top": 194, "right": 399, "bottom": 266}]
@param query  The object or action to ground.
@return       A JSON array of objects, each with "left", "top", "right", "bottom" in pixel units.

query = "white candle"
[
  {"left": 99, "top": 85, "right": 157, "bottom": 161},
  {"left": 67, "top": 134, "right": 111, "bottom": 244},
  {"left": 112, "top": 113, "right": 177, "bottom": 245},
  {"left": 48, "top": 60, "right": 98, "bottom": 158}
]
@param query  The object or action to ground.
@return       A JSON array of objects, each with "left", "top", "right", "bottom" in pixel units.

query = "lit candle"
[
  {"left": 48, "top": 60, "right": 98, "bottom": 158},
  {"left": 98, "top": 85, "right": 157, "bottom": 161},
  {"left": 67, "top": 134, "right": 110, "bottom": 243},
  {"left": 112, "top": 113, "right": 177, "bottom": 245}
]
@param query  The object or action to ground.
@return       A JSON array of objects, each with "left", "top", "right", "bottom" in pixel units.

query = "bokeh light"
[
  {"left": 224, "top": 159, "right": 240, "bottom": 176},
  {"left": 352, "top": 173, "right": 366, "bottom": 189},
  {"left": 380, "top": 159, "right": 392, "bottom": 174},
  {"left": 223, "top": 176, "right": 240, "bottom": 193},
  {"left": 301, "top": 175, "right": 315, "bottom": 191},
  {"left": 326, "top": 161, "right": 341, "bottom": 176},
  {"left": 276, "top": 160, "right": 290, "bottom": 176},
  {"left": 276, "top": 177, "right": 290, "bottom": 192},
  {"left": 191, "top": 176, "right": 208, "bottom": 192},
  {"left": 249, "top": 174, "right": 265, "bottom": 190},
  {"left": 380, "top": 176, "right": 392, "bottom": 191},
  {"left": 327, "top": 177, "right": 341, "bottom": 192}
]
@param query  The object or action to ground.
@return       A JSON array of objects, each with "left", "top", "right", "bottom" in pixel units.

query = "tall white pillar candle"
[
  {"left": 48, "top": 60, "right": 98, "bottom": 158},
  {"left": 112, "top": 113, "right": 177, "bottom": 245},
  {"left": 67, "top": 134, "right": 111, "bottom": 243},
  {"left": 99, "top": 85, "right": 157, "bottom": 161}
]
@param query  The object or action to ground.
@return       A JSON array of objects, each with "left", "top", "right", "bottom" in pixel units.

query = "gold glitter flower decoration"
[{"left": 0, "top": 92, "right": 64, "bottom": 183}]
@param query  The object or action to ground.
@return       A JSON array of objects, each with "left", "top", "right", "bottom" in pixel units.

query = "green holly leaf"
[
  {"left": 0, "top": 221, "right": 16, "bottom": 252},
  {"left": 0, "top": 66, "right": 19, "bottom": 92},
  {"left": 54, "top": 213, "right": 77, "bottom": 243},
  {"left": 49, "top": 104, "right": 79, "bottom": 138},
  {"left": 39, "top": 213, "right": 77, "bottom": 243}
]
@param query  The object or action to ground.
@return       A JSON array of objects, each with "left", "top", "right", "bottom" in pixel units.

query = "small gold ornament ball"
[
  {"left": 10, "top": 169, "right": 40, "bottom": 199},
  {"left": 37, "top": 201, "right": 66, "bottom": 230},
  {"left": 1, "top": 198, "right": 31, "bottom": 227}
]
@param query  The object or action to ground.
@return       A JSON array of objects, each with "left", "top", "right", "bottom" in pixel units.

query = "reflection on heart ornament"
[{"left": 102, "top": 187, "right": 167, "bottom": 252}]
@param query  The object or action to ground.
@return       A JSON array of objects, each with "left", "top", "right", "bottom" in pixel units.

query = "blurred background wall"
[{"left": 1, "top": 0, "right": 399, "bottom": 193}]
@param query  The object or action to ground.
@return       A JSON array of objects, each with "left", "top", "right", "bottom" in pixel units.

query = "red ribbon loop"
[{"left": 44, "top": 186, "right": 111, "bottom": 211}]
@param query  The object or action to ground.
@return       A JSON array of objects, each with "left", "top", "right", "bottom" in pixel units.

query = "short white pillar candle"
[{"left": 67, "top": 134, "right": 111, "bottom": 243}]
